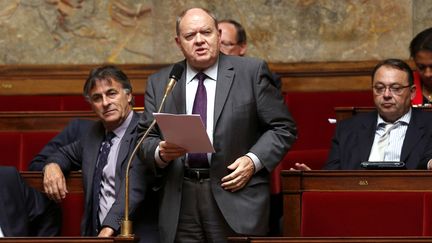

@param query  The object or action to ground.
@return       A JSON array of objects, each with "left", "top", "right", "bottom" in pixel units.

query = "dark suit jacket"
[
  {"left": 47, "top": 112, "right": 159, "bottom": 243},
  {"left": 29, "top": 118, "right": 95, "bottom": 171},
  {"left": 325, "top": 109, "right": 432, "bottom": 170},
  {"left": 138, "top": 53, "right": 297, "bottom": 242},
  {"left": 0, "top": 166, "right": 61, "bottom": 236}
]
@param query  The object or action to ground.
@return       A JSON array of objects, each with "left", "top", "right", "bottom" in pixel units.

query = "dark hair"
[
  {"left": 409, "top": 27, "right": 432, "bottom": 58},
  {"left": 371, "top": 58, "right": 414, "bottom": 85},
  {"left": 219, "top": 19, "right": 247, "bottom": 45},
  {"left": 83, "top": 65, "right": 134, "bottom": 105},
  {"left": 176, "top": 7, "right": 218, "bottom": 36}
]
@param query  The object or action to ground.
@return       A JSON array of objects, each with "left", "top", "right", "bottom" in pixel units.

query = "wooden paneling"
[
  {"left": 0, "top": 60, "right": 416, "bottom": 95},
  {"left": 0, "top": 108, "right": 144, "bottom": 131}
]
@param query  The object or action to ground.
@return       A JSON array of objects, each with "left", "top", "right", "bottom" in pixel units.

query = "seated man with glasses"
[{"left": 292, "top": 58, "right": 432, "bottom": 170}]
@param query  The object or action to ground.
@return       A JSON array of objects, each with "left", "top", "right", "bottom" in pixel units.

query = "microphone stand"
[{"left": 120, "top": 82, "right": 175, "bottom": 237}]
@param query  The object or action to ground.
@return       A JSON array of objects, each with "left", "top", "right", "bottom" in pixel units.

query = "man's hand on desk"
[
  {"left": 98, "top": 227, "right": 114, "bottom": 237},
  {"left": 43, "top": 162, "right": 68, "bottom": 203},
  {"left": 290, "top": 162, "right": 312, "bottom": 171}
]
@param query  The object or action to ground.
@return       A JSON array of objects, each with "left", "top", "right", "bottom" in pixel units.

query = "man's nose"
[
  {"left": 102, "top": 95, "right": 110, "bottom": 106},
  {"left": 383, "top": 87, "right": 393, "bottom": 97},
  {"left": 195, "top": 33, "right": 204, "bottom": 43}
]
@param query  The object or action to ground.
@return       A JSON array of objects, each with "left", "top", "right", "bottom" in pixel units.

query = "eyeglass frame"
[{"left": 372, "top": 83, "right": 413, "bottom": 95}]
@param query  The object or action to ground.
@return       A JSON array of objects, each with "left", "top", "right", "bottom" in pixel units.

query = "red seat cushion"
[{"left": 0, "top": 132, "right": 21, "bottom": 167}]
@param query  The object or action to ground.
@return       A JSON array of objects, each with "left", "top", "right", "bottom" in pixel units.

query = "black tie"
[
  {"left": 92, "top": 132, "right": 115, "bottom": 234},
  {"left": 188, "top": 72, "right": 209, "bottom": 168}
]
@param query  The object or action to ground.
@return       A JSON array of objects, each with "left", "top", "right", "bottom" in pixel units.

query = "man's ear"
[
  {"left": 239, "top": 43, "right": 247, "bottom": 56},
  {"left": 410, "top": 85, "right": 417, "bottom": 101},
  {"left": 175, "top": 36, "right": 181, "bottom": 48}
]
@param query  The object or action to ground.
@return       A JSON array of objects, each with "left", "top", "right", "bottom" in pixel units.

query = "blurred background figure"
[{"left": 410, "top": 27, "right": 432, "bottom": 106}]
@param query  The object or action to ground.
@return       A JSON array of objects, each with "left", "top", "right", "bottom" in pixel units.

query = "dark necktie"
[
  {"left": 188, "top": 72, "right": 209, "bottom": 168},
  {"left": 91, "top": 131, "right": 115, "bottom": 234}
]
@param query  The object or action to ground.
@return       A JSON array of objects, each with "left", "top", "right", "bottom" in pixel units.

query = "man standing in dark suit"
[
  {"left": 0, "top": 166, "right": 60, "bottom": 237},
  {"left": 138, "top": 7, "right": 297, "bottom": 243},
  {"left": 292, "top": 58, "right": 432, "bottom": 170},
  {"left": 42, "top": 65, "right": 159, "bottom": 242}
]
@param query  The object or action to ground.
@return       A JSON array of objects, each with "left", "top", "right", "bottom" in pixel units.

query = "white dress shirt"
[{"left": 368, "top": 109, "right": 411, "bottom": 162}]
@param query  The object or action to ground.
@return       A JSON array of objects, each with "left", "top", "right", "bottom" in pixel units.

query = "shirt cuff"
[
  {"left": 427, "top": 159, "right": 432, "bottom": 170},
  {"left": 246, "top": 152, "right": 263, "bottom": 173},
  {"left": 154, "top": 146, "right": 169, "bottom": 168}
]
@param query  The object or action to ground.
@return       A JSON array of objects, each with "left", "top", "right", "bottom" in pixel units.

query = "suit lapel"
[
  {"left": 85, "top": 123, "right": 105, "bottom": 204},
  {"left": 115, "top": 112, "right": 139, "bottom": 192},
  {"left": 401, "top": 110, "right": 423, "bottom": 163},
  {"left": 358, "top": 113, "right": 377, "bottom": 162},
  {"left": 214, "top": 55, "right": 234, "bottom": 128}
]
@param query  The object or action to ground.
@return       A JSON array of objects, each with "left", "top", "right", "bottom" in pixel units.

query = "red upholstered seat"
[
  {"left": 21, "top": 132, "right": 57, "bottom": 170},
  {"left": 284, "top": 91, "right": 374, "bottom": 150},
  {"left": 60, "top": 193, "right": 85, "bottom": 236},
  {"left": 301, "top": 192, "right": 427, "bottom": 236},
  {"left": 0, "top": 132, "right": 21, "bottom": 167}
]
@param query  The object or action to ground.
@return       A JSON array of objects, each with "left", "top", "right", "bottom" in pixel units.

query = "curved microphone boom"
[{"left": 120, "top": 63, "right": 184, "bottom": 237}]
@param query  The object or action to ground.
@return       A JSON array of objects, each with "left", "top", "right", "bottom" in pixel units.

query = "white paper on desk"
[{"left": 153, "top": 113, "right": 215, "bottom": 153}]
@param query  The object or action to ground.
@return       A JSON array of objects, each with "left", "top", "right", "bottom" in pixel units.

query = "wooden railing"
[{"left": 0, "top": 60, "right": 414, "bottom": 95}]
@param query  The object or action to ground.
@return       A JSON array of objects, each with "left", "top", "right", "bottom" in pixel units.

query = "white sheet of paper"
[{"left": 153, "top": 113, "right": 215, "bottom": 153}]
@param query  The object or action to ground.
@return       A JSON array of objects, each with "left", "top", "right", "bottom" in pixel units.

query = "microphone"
[
  {"left": 163, "top": 63, "right": 184, "bottom": 101},
  {"left": 120, "top": 63, "right": 184, "bottom": 237}
]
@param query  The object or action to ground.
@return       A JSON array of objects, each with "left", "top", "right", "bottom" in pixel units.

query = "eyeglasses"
[{"left": 372, "top": 84, "right": 411, "bottom": 95}]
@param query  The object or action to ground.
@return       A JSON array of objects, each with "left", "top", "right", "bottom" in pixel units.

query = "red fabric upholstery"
[
  {"left": 60, "top": 193, "right": 84, "bottom": 236},
  {"left": 21, "top": 132, "right": 57, "bottom": 170},
  {"left": 423, "top": 193, "right": 432, "bottom": 236},
  {"left": 284, "top": 91, "right": 374, "bottom": 150},
  {"left": 0, "top": 96, "right": 62, "bottom": 111},
  {"left": 0, "top": 132, "right": 21, "bottom": 167},
  {"left": 301, "top": 192, "right": 426, "bottom": 236}
]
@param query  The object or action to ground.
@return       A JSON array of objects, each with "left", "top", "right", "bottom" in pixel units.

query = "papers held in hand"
[
  {"left": 360, "top": 161, "right": 406, "bottom": 170},
  {"left": 153, "top": 113, "right": 215, "bottom": 153}
]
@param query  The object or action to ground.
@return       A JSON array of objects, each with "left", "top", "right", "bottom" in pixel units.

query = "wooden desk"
[
  {"left": 281, "top": 170, "right": 432, "bottom": 237},
  {"left": 229, "top": 236, "right": 432, "bottom": 243},
  {"left": 0, "top": 237, "right": 137, "bottom": 243},
  {"left": 20, "top": 171, "right": 83, "bottom": 193}
]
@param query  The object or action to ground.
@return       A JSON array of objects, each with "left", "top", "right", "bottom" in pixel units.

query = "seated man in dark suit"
[
  {"left": 42, "top": 65, "right": 158, "bottom": 242},
  {"left": 292, "top": 58, "right": 432, "bottom": 170},
  {"left": 0, "top": 166, "right": 61, "bottom": 237}
]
